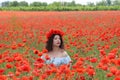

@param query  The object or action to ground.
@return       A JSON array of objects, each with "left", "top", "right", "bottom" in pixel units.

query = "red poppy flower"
[
  {"left": 11, "top": 44, "right": 17, "bottom": 50},
  {"left": 116, "top": 59, "right": 120, "bottom": 66},
  {"left": 106, "top": 73, "right": 113, "bottom": 77},
  {"left": 114, "top": 77, "right": 120, "bottom": 80},
  {"left": 34, "top": 49, "right": 39, "bottom": 54},
  {"left": 38, "top": 52, "right": 43, "bottom": 57},
  {"left": 6, "top": 63, "right": 13, "bottom": 69},
  {"left": 42, "top": 48, "right": 48, "bottom": 53},
  {"left": 90, "top": 58, "right": 97, "bottom": 63},
  {"left": 0, "top": 68, "right": 5, "bottom": 75},
  {"left": 0, "top": 75, "right": 7, "bottom": 80},
  {"left": 45, "top": 54, "right": 50, "bottom": 60},
  {"left": 87, "top": 68, "right": 95, "bottom": 76},
  {"left": 36, "top": 58, "right": 44, "bottom": 63},
  {"left": 15, "top": 71, "right": 21, "bottom": 76},
  {"left": 21, "top": 64, "right": 31, "bottom": 72},
  {"left": 110, "top": 66, "right": 117, "bottom": 75}
]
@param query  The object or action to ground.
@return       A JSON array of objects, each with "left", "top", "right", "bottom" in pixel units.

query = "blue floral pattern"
[{"left": 41, "top": 55, "right": 71, "bottom": 66}]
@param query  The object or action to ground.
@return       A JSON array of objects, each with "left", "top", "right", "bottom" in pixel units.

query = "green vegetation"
[
  {"left": 0, "top": 6, "right": 120, "bottom": 11},
  {"left": 0, "top": 0, "right": 120, "bottom": 11}
]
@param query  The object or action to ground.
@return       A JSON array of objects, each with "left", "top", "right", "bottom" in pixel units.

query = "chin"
[{"left": 56, "top": 44, "right": 60, "bottom": 47}]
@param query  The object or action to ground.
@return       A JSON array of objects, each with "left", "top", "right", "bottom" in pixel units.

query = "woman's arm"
[{"left": 64, "top": 51, "right": 72, "bottom": 69}]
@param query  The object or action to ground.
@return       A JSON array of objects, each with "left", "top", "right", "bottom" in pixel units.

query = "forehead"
[{"left": 54, "top": 35, "right": 60, "bottom": 38}]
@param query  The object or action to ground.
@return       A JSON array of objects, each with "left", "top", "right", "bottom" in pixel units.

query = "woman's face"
[{"left": 53, "top": 35, "right": 61, "bottom": 47}]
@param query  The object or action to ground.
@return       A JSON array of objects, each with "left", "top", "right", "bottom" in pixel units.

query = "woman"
[{"left": 41, "top": 29, "right": 72, "bottom": 67}]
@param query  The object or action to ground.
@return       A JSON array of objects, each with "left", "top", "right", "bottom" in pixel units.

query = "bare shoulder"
[{"left": 61, "top": 49, "right": 69, "bottom": 57}]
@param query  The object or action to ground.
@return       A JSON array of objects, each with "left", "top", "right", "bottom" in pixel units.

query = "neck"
[{"left": 52, "top": 46, "right": 60, "bottom": 52}]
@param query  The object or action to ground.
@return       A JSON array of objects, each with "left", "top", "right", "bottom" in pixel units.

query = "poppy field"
[{"left": 0, "top": 11, "right": 120, "bottom": 80}]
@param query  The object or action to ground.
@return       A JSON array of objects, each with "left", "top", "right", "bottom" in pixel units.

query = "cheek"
[
  {"left": 53, "top": 39, "right": 57, "bottom": 44},
  {"left": 58, "top": 39, "right": 61, "bottom": 42}
]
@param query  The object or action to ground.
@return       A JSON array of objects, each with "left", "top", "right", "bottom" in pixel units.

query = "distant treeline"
[{"left": 0, "top": 0, "right": 120, "bottom": 11}]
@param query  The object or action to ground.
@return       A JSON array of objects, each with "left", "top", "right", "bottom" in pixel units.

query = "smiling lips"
[{"left": 57, "top": 42, "right": 60, "bottom": 44}]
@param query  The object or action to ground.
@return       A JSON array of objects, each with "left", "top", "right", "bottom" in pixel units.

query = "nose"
[{"left": 57, "top": 39, "right": 60, "bottom": 42}]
